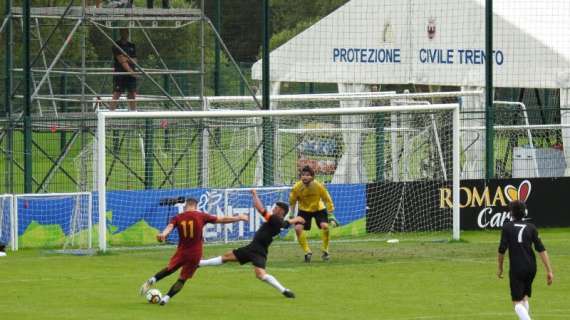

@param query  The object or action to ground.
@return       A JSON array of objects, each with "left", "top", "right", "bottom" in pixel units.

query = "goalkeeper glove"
[{"left": 328, "top": 213, "right": 340, "bottom": 228}]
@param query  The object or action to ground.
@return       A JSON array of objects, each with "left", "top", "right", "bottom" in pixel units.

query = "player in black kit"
[
  {"left": 110, "top": 28, "right": 138, "bottom": 111},
  {"left": 199, "top": 189, "right": 305, "bottom": 298},
  {"left": 497, "top": 200, "right": 554, "bottom": 320}
]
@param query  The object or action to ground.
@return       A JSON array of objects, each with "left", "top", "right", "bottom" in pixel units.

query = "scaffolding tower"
[{"left": 1, "top": 0, "right": 259, "bottom": 194}]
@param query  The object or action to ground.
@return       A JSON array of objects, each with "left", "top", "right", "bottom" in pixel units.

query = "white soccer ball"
[{"left": 145, "top": 289, "right": 162, "bottom": 304}]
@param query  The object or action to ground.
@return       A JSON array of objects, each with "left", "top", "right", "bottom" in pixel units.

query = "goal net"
[
  {"left": 13, "top": 193, "right": 93, "bottom": 251},
  {"left": 95, "top": 100, "right": 460, "bottom": 251}
]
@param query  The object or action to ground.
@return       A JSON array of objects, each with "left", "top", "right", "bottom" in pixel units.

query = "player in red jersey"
[{"left": 139, "top": 197, "right": 248, "bottom": 305}]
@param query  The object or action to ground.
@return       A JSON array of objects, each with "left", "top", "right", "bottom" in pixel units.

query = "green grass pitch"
[{"left": 1, "top": 229, "right": 569, "bottom": 320}]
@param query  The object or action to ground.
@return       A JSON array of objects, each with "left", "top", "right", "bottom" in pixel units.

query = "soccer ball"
[{"left": 145, "top": 289, "right": 162, "bottom": 304}]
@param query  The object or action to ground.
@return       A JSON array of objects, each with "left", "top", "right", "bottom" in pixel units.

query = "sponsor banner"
[
  {"left": 104, "top": 184, "right": 366, "bottom": 241},
  {"left": 18, "top": 177, "right": 566, "bottom": 243},
  {"left": 16, "top": 184, "right": 367, "bottom": 243},
  {"left": 366, "top": 181, "right": 450, "bottom": 233},
  {"left": 94, "top": 188, "right": 266, "bottom": 243},
  {"left": 366, "top": 178, "right": 570, "bottom": 232},
  {"left": 441, "top": 178, "right": 570, "bottom": 230}
]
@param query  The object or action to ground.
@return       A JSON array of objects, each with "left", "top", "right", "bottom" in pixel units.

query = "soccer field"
[{"left": 0, "top": 229, "right": 568, "bottom": 320}]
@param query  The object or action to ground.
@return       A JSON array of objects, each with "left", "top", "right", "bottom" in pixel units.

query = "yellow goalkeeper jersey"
[{"left": 289, "top": 180, "right": 334, "bottom": 213}]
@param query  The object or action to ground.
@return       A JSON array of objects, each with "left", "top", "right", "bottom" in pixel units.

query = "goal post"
[
  {"left": 96, "top": 103, "right": 460, "bottom": 252},
  {"left": 0, "top": 194, "right": 14, "bottom": 251},
  {"left": 453, "top": 104, "right": 460, "bottom": 241}
]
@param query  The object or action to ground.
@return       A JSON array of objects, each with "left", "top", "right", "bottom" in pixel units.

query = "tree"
[{"left": 203, "top": 0, "right": 348, "bottom": 62}]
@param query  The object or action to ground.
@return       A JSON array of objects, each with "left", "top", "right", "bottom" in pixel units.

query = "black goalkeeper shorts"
[{"left": 297, "top": 209, "right": 328, "bottom": 230}]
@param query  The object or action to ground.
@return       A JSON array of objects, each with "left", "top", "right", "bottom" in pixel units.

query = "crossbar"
[
  {"left": 216, "top": 186, "right": 291, "bottom": 193},
  {"left": 15, "top": 192, "right": 91, "bottom": 198},
  {"left": 99, "top": 104, "right": 459, "bottom": 119}
]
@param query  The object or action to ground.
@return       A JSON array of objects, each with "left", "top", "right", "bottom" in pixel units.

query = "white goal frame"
[
  {"left": 97, "top": 104, "right": 461, "bottom": 251},
  {"left": 0, "top": 194, "right": 14, "bottom": 251},
  {"left": 13, "top": 192, "right": 93, "bottom": 251}
]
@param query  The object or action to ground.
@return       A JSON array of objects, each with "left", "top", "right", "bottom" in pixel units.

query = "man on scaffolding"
[{"left": 110, "top": 28, "right": 138, "bottom": 111}]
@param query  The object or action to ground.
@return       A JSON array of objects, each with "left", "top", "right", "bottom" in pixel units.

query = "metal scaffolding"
[{"left": 1, "top": 0, "right": 260, "bottom": 194}]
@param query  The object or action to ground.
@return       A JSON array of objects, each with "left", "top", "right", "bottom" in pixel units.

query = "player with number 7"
[{"left": 497, "top": 200, "right": 554, "bottom": 320}]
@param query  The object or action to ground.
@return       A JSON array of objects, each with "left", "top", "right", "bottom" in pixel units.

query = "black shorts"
[
  {"left": 113, "top": 75, "right": 137, "bottom": 93},
  {"left": 297, "top": 209, "right": 328, "bottom": 230},
  {"left": 233, "top": 245, "right": 267, "bottom": 269},
  {"left": 509, "top": 270, "right": 536, "bottom": 301}
]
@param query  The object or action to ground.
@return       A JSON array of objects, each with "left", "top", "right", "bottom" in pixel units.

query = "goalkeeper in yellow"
[{"left": 289, "top": 165, "right": 337, "bottom": 263}]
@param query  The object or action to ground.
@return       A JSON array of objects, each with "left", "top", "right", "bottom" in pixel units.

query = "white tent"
[{"left": 252, "top": 0, "right": 570, "bottom": 180}]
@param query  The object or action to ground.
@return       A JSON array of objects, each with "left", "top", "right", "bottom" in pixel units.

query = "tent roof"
[{"left": 252, "top": 0, "right": 570, "bottom": 88}]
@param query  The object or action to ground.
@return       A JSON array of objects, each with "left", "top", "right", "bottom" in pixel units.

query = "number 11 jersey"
[{"left": 171, "top": 211, "right": 218, "bottom": 254}]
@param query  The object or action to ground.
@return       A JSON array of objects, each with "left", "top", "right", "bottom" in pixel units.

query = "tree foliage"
[
  {"left": 204, "top": 0, "right": 348, "bottom": 62},
  {"left": 270, "top": 0, "right": 348, "bottom": 35}
]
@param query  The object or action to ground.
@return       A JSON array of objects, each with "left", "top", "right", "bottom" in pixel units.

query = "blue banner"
[{"left": 15, "top": 184, "right": 367, "bottom": 245}]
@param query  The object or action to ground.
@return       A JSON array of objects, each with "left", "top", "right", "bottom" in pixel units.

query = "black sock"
[
  {"left": 166, "top": 279, "right": 186, "bottom": 298},
  {"left": 154, "top": 267, "right": 175, "bottom": 282}
]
